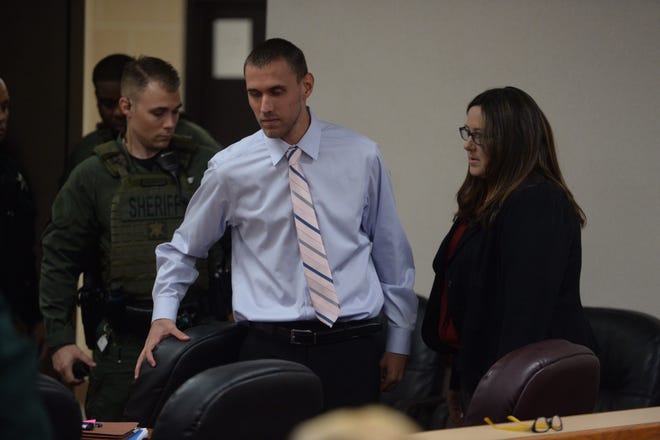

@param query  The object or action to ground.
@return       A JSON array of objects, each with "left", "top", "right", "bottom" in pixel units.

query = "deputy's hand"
[
  {"left": 379, "top": 351, "right": 408, "bottom": 391},
  {"left": 134, "top": 318, "right": 189, "bottom": 379},
  {"left": 52, "top": 344, "right": 96, "bottom": 385}
]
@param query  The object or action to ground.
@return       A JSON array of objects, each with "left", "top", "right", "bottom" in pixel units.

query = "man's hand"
[
  {"left": 52, "top": 344, "right": 96, "bottom": 385},
  {"left": 379, "top": 351, "right": 408, "bottom": 391},
  {"left": 134, "top": 318, "right": 189, "bottom": 379}
]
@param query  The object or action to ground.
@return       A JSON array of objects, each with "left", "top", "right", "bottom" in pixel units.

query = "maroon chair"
[{"left": 464, "top": 339, "right": 600, "bottom": 426}]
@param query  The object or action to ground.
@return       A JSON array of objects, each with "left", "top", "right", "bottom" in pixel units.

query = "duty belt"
[
  {"left": 110, "top": 300, "right": 203, "bottom": 337},
  {"left": 248, "top": 318, "right": 382, "bottom": 345}
]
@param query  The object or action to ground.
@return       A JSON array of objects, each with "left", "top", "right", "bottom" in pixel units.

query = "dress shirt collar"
[{"left": 264, "top": 107, "right": 322, "bottom": 166}]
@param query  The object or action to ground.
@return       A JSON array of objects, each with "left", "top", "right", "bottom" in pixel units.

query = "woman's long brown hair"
[{"left": 455, "top": 87, "right": 585, "bottom": 227}]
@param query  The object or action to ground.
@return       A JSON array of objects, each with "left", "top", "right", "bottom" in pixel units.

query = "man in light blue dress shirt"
[{"left": 135, "top": 38, "right": 417, "bottom": 409}]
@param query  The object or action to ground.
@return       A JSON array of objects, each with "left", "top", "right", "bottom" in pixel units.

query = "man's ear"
[
  {"left": 302, "top": 72, "right": 314, "bottom": 98},
  {"left": 119, "top": 97, "right": 132, "bottom": 116}
]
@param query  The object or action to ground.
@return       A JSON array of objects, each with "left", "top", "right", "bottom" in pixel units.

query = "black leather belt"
[{"left": 248, "top": 318, "right": 382, "bottom": 346}]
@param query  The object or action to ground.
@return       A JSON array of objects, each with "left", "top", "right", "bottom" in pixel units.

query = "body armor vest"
[{"left": 94, "top": 139, "right": 207, "bottom": 302}]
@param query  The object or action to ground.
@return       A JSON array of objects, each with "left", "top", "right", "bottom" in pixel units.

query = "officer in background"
[
  {"left": 65, "top": 54, "right": 232, "bottom": 322},
  {"left": 63, "top": 53, "right": 220, "bottom": 181},
  {"left": 0, "top": 77, "right": 46, "bottom": 359},
  {"left": 40, "top": 56, "right": 226, "bottom": 421}
]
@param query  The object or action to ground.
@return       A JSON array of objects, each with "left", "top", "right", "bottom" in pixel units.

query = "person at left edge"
[
  {"left": 39, "top": 56, "right": 222, "bottom": 421},
  {"left": 0, "top": 294, "right": 52, "bottom": 440},
  {"left": 0, "top": 77, "right": 46, "bottom": 360}
]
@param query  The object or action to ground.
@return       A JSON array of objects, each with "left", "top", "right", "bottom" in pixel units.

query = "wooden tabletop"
[{"left": 406, "top": 406, "right": 660, "bottom": 440}]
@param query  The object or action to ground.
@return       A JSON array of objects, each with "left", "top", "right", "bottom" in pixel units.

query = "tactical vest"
[{"left": 94, "top": 138, "right": 208, "bottom": 302}]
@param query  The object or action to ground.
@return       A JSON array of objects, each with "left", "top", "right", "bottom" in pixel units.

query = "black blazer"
[{"left": 422, "top": 177, "right": 597, "bottom": 396}]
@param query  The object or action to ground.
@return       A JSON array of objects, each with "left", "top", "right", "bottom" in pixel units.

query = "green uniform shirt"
[{"left": 40, "top": 137, "right": 219, "bottom": 349}]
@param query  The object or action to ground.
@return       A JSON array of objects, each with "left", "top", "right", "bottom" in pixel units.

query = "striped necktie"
[{"left": 286, "top": 146, "right": 340, "bottom": 327}]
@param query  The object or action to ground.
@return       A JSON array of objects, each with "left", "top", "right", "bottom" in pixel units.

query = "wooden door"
[{"left": 185, "top": 0, "right": 266, "bottom": 147}]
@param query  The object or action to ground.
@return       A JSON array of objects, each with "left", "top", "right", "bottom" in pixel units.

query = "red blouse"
[{"left": 437, "top": 221, "right": 468, "bottom": 349}]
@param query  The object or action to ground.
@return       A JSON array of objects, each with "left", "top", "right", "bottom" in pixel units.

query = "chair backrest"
[
  {"left": 584, "top": 307, "right": 660, "bottom": 411},
  {"left": 464, "top": 339, "right": 600, "bottom": 426},
  {"left": 38, "top": 373, "right": 82, "bottom": 440},
  {"left": 150, "top": 359, "right": 324, "bottom": 440},
  {"left": 124, "top": 321, "right": 247, "bottom": 427}
]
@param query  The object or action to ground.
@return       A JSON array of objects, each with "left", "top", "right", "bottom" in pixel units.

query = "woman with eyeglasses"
[{"left": 421, "top": 86, "right": 597, "bottom": 426}]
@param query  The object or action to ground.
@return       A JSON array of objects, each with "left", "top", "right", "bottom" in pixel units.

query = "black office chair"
[
  {"left": 584, "top": 307, "right": 660, "bottom": 411},
  {"left": 150, "top": 359, "right": 324, "bottom": 440},
  {"left": 38, "top": 373, "right": 82, "bottom": 440},
  {"left": 124, "top": 321, "right": 247, "bottom": 427},
  {"left": 464, "top": 339, "right": 600, "bottom": 426}
]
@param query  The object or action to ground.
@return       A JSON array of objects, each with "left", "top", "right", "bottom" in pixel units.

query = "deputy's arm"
[{"left": 40, "top": 165, "right": 103, "bottom": 370}]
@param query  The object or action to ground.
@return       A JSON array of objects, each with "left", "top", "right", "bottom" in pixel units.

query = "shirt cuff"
[
  {"left": 45, "top": 324, "right": 75, "bottom": 350},
  {"left": 385, "top": 325, "right": 413, "bottom": 355},
  {"left": 151, "top": 295, "right": 181, "bottom": 322}
]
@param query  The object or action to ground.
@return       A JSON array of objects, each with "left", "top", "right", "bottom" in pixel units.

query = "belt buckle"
[{"left": 290, "top": 328, "right": 316, "bottom": 345}]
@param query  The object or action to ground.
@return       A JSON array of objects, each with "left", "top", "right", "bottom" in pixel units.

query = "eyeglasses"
[
  {"left": 485, "top": 415, "right": 563, "bottom": 433},
  {"left": 459, "top": 126, "right": 485, "bottom": 146}
]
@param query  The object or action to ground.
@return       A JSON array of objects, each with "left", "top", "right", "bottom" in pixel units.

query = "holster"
[
  {"left": 104, "top": 283, "right": 128, "bottom": 332},
  {"left": 81, "top": 278, "right": 212, "bottom": 343},
  {"left": 123, "top": 302, "right": 154, "bottom": 337},
  {"left": 78, "top": 284, "right": 106, "bottom": 350},
  {"left": 110, "top": 294, "right": 207, "bottom": 338}
]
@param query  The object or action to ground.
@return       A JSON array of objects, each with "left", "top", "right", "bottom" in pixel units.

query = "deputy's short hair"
[{"left": 120, "top": 56, "right": 180, "bottom": 99}]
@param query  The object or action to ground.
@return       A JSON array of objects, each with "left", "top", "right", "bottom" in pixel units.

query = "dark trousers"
[
  {"left": 239, "top": 325, "right": 385, "bottom": 410},
  {"left": 87, "top": 331, "right": 142, "bottom": 421}
]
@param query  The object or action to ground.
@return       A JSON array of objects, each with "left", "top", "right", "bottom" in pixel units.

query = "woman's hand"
[{"left": 447, "top": 389, "right": 465, "bottom": 426}]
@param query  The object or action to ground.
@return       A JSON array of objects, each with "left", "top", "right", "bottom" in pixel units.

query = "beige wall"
[
  {"left": 267, "top": 0, "right": 660, "bottom": 318},
  {"left": 83, "top": 0, "right": 185, "bottom": 134},
  {"left": 82, "top": 0, "right": 660, "bottom": 318}
]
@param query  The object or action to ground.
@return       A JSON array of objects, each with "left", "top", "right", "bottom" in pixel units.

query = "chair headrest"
[
  {"left": 151, "top": 359, "right": 324, "bottom": 440},
  {"left": 464, "top": 339, "right": 600, "bottom": 426},
  {"left": 124, "top": 321, "right": 247, "bottom": 427},
  {"left": 584, "top": 307, "right": 660, "bottom": 409}
]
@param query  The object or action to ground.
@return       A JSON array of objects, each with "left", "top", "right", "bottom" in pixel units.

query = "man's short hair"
[
  {"left": 93, "top": 54, "right": 135, "bottom": 84},
  {"left": 244, "top": 38, "right": 308, "bottom": 81},
  {"left": 120, "top": 56, "right": 180, "bottom": 99}
]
